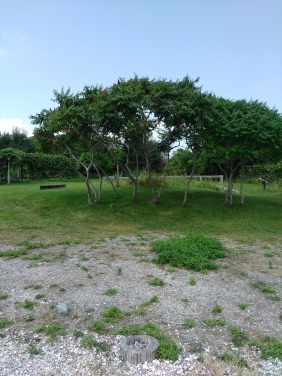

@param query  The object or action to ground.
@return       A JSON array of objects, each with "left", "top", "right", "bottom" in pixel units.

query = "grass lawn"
[{"left": 0, "top": 179, "right": 281, "bottom": 245}]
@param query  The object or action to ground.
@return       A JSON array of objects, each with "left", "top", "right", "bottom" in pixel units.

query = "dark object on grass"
[{"left": 40, "top": 184, "right": 66, "bottom": 190}]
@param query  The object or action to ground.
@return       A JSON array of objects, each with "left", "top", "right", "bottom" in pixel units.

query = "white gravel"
[{"left": 0, "top": 235, "right": 282, "bottom": 375}]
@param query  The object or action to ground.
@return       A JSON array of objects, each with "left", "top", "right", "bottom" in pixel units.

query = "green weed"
[
  {"left": 81, "top": 335, "right": 108, "bottom": 351},
  {"left": 218, "top": 349, "right": 248, "bottom": 368},
  {"left": 28, "top": 346, "right": 43, "bottom": 357},
  {"left": 35, "top": 322, "right": 65, "bottom": 340},
  {"left": 148, "top": 277, "right": 164, "bottom": 286},
  {"left": 212, "top": 303, "right": 223, "bottom": 314},
  {"left": 23, "top": 299, "right": 38, "bottom": 310},
  {"left": 189, "top": 277, "right": 196, "bottom": 286},
  {"left": 238, "top": 303, "right": 247, "bottom": 310},
  {"left": 0, "top": 316, "right": 13, "bottom": 329},
  {"left": 104, "top": 288, "right": 117, "bottom": 296},
  {"left": 183, "top": 318, "right": 196, "bottom": 329},
  {"left": 229, "top": 326, "right": 249, "bottom": 347},
  {"left": 202, "top": 318, "right": 226, "bottom": 327},
  {"left": 90, "top": 320, "right": 108, "bottom": 334},
  {"left": 151, "top": 233, "right": 226, "bottom": 272},
  {"left": 0, "top": 295, "right": 8, "bottom": 300},
  {"left": 248, "top": 337, "right": 282, "bottom": 361},
  {"left": 103, "top": 306, "right": 124, "bottom": 323}
]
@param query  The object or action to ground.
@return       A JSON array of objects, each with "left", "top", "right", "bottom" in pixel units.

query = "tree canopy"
[{"left": 30, "top": 76, "right": 282, "bottom": 205}]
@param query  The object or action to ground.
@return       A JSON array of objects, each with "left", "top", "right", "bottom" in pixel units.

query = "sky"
[{"left": 0, "top": 0, "right": 281, "bottom": 136}]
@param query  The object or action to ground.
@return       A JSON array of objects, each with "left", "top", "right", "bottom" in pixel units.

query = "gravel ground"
[{"left": 0, "top": 235, "right": 281, "bottom": 375}]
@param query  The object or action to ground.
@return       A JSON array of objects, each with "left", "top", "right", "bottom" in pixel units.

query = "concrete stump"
[{"left": 120, "top": 335, "right": 158, "bottom": 365}]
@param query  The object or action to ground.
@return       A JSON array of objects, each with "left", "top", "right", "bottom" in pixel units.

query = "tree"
[
  {"left": 0, "top": 148, "right": 24, "bottom": 183},
  {"left": 31, "top": 87, "right": 118, "bottom": 205},
  {"left": 206, "top": 97, "right": 282, "bottom": 205}
]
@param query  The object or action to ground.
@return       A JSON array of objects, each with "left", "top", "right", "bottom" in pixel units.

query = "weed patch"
[
  {"left": 0, "top": 316, "right": 13, "bottom": 329},
  {"left": 202, "top": 318, "right": 226, "bottom": 327},
  {"left": 35, "top": 322, "right": 65, "bottom": 340},
  {"left": 104, "top": 288, "right": 117, "bottom": 296},
  {"left": 183, "top": 318, "right": 196, "bottom": 329},
  {"left": 148, "top": 277, "right": 164, "bottom": 286},
  {"left": 103, "top": 306, "right": 124, "bottom": 323},
  {"left": 151, "top": 233, "right": 226, "bottom": 272},
  {"left": 251, "top": 281, "right": 280, "bottom": 301}
]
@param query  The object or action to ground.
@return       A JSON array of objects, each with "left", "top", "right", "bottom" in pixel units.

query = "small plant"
[
  {"left": 0, "top": 316, "right": 13, "bottom": 329},
  {"left": 189, "top": 277, "right": 196, "bottom": 286},
  {"left": 81, "top": 335, "right": 108, "bottom": 351},
  {"left": 103, "top": 306, "right": 124, "bottom": 323},
  {"left": 167, "top": 267, "right": 175, "bottom": 273},
  {"left": 251, "top": 280, "right": 280, "bottom": 301},
  {"left": 116, "top": 267, "right": 122, "bottom": 275},
  {"left": 218, "top": 349, "right": 248, "bottom": 368},
  {"left": 26, "top": 314, "right": 36, "bottom": 322},
  {"left": 212, "top": 303, "right": 223, "bottom": 314},
  {"left": 247, "top": 337, "right": 282, "bottom": 361},
  {"left": 202, "top": 318, "right": 226, "bottom": 327},
  {"left": 135, "top": 295, "right": 159, "bottom": 315},
  {"left": 238, "top": 303, "right": 247, "bottom": 310},
  {"left": 0, "top": 294, "right": 8, "bottom": 300},
  {"left": 81, "top": 266, "right": 89, "bottom": 272},
  {"left": 73, "top": 330, "right": 84, "bottom": 338},
  {"left": 148, "top": 277, "right": 164, "bottom": 286},
  {"left": 229, "top": 326, "right": 249, "bottom": 347},
  {"left": 28, "top": 346, "right": 43, "bottom": 357},
  {"left": 104, "top": 288, "right": 117, "bottom": 296},
  {"left": 33, "top": 284, "right": 43, "bottom": 290},
  {"left": 91, "top": 320, "right": 108, "bottom": 334},
  {"left": 35, "top": 294, "right": 45, "bottom": 300},
  {"left": 23, "top": 299, "right": 37, "bottom": 310},
  {"left": 264, "top": 251, "right": 276, "bottom": 257},
  {"left": 183, "top": 318, "right": 195, "bottom": 329},
  {"left": 35, "top": 322, "right": 65, "bottom": 340},
  {"left": 181, "top": 298, "right": 189, "bottom": 303},
  {"left": 80, "top": 256, "right": 89, "bottom": 261},
  {"left": 268, "top": 260, "right": 273, "bottom": 269}
]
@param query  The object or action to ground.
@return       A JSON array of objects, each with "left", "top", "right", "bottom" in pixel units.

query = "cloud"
[{"left": 0, "top": 118, "right": 34, "bottom": 136}]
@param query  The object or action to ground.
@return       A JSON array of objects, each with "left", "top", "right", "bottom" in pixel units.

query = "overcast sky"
[{"left": 0, "top": 0, "right": 281, "bottom": 135}]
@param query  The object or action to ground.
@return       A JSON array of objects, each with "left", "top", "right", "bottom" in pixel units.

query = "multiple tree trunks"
[{"left": 40, "top": 184, "right": 66, "bottom": 190}]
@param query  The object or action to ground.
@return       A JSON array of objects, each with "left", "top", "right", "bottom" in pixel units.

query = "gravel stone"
[{"left": 0, "top": 235, "right": 281, "bottom": 375}]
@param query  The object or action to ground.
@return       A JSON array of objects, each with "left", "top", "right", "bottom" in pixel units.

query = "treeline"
[{"left": 30, "top": 76, "right": 282, "bottom": 205}]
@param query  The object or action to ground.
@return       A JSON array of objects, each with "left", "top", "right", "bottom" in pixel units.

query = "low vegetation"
[{"left": 151, "top": 233, "right": 226, "bottom": 271}]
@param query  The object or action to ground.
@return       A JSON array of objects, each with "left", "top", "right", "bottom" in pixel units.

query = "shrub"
[{"left": 151, "top": 233, "right": 226, "bottom": 271}]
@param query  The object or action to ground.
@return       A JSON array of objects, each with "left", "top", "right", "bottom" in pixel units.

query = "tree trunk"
[
  {"left": 183, "top": 152, "right": 200, "bottom": 207},
  {"left": 7, "top": 160, "right": 10, "bottom": 184},
  {"left": 239, "top": 164, "right": 245, "bottom": 205}
]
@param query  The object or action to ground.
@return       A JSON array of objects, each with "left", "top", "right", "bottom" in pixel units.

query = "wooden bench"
[{"left": 40, "top": 184, "right": 66, "bottom": 190}]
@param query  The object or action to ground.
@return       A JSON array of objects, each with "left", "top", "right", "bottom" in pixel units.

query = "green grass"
[
  {"left": 202, "top": 318, "right": 226, "bottom": 327},
  {"left": 0, "top": 180, "right": 281, "bottom": 245}
]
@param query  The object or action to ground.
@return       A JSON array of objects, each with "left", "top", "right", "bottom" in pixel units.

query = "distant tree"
[{"left": 0, "top": 128, "right": 36, "bottom": 152}]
